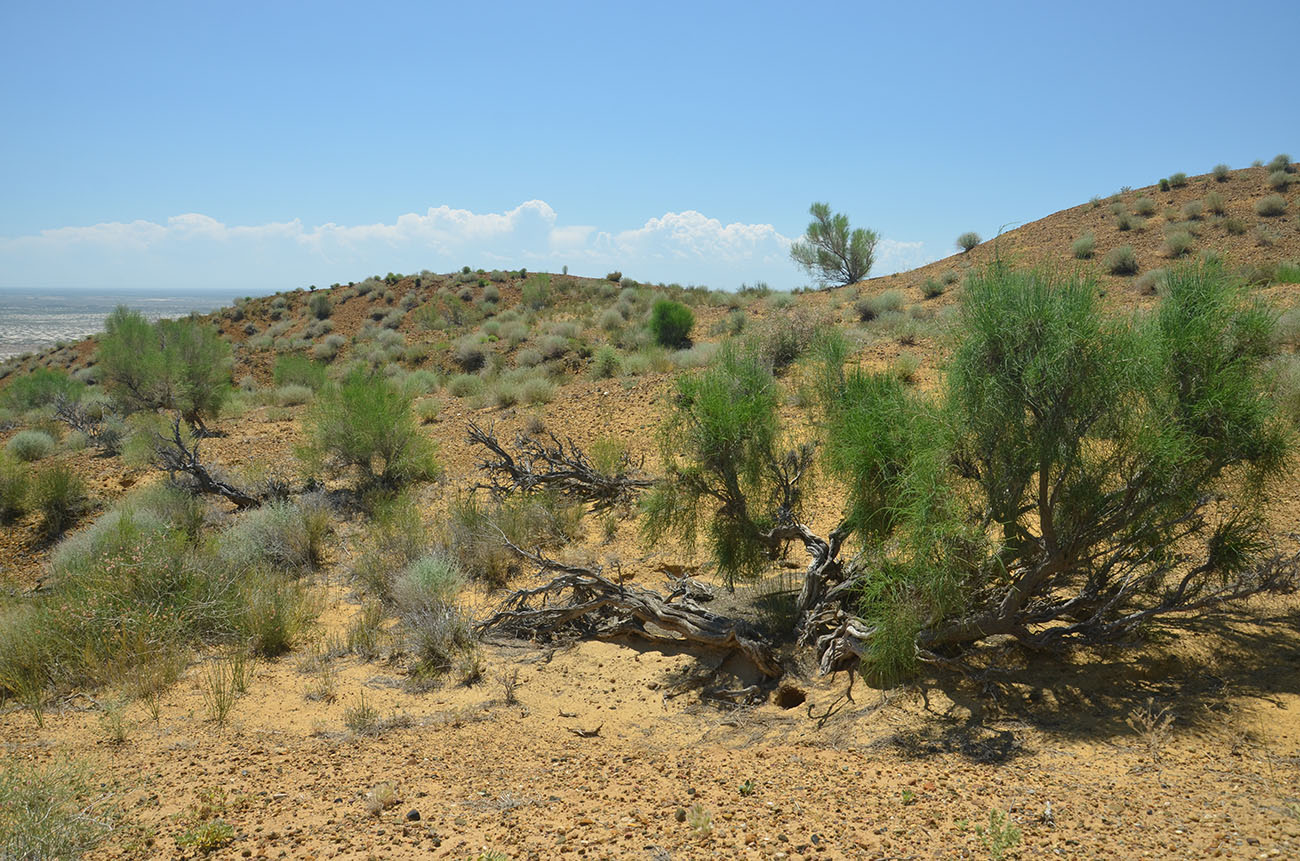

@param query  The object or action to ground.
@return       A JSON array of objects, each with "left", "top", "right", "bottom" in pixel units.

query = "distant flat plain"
[{"left": 0, "top": 287, "right": 239, "bottom": 360}]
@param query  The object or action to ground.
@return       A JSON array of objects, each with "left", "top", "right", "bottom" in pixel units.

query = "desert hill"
[{"left": 0, "top": 158, "right": 1299, "bottom": 859}]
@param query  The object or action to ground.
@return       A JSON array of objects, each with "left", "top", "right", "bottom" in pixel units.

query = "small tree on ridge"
[{"left": 789, "top": 202, "right": 878, "bottom": 288}]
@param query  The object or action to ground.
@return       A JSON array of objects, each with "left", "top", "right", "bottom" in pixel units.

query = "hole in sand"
[{"left": 775, "top": 684, "right": 806, "bottom": 709}]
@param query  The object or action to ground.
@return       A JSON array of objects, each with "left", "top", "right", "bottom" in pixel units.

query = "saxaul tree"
[
  {"left": 789, "top": 202, "right": 879, "bottom": 288},
  {"left": 645, "top": 261, "right": 1296, "bottom": 682}
]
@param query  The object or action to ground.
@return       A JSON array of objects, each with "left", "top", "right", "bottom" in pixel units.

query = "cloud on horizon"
[{"left": 0, "top": 202, "right": 933, "bottom": 291}]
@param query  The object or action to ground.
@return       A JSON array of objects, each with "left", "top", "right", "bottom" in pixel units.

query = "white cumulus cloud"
[{"left": 0, "top": 201, "right": 926, "bottom": 291}]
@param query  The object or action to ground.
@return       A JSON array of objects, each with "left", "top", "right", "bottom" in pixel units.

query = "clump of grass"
[
  {"left": 1212, "top": 163, "right": 1230, "bottom": 182},
  {"left": 6, "top": 429, "right": 56, "bottom": 462},
  {"left": 1133, "top": 196, "right": 1157, "bottom": 216},
  {"left": 1268, "top": 170, "right": 1291, "bottom": 191},
  {"left": 1168, "top": 171, "right": 1188, "bottom": 188},
  {"left": 414, "top": 397, "right": 441, "bottom": 424},
  {"left": 1071, "top": 233, "right": 1095, "bottom": 259},
  {"left": 590, "top": 345, "right": 621, "bottom": 379},
  {"left": 219, "top": 497, "right": 331, "bottom": 576},
  {"left": 1104, "top": 245, "right": 1139, "bottom": 275},
  {"left": 855, "top": 289, "right": 905, "bottom": 322},
  {"left": 344, "top": 690, "right": 382, "bottom": 737},
  {"left": 0, "top": 761, "right": 110, "bottom": 859},
  {"left": 1135, "top": 268, "right": 1168, "bottom": 296},
  {"left": 1224, "top": 216, "right": 1248, "bottom": 235},
  {"left": 394, "top": 553, "right": 478, "bottom": 682},
  {"left": 347, "top": 600, "right": 387, "bottom": 660},
  {"left": 0, "top": 455, "right": 29, "bottom": 523},
  {"left": 1204, "top": 190, "right": 1225, "bottom": 215},
  {"left": 364, "top": 781, "right": 399, "bottom": 815},
  {"left": 975, "top": 809, "right": 1022, "bottom": 860},
  {"left": 176, "top": 819, "right": 235, "bottom": 853},
  {"left": 1256, "top": 194, "right": 1287, "bottom": 217},
  {"left": 30, "top": 464, "right": 88, "bottom": 538},
  {"left": 893, "top": 353, "right": 921, "bottom": 384},
  {"left": 1162, "top": 230, "right": 1195, "bottom": 258},
  {"left": 921, "top": 277, "right": 946, "bottom": 299},
  {"left": 1180, "top": 200, "right": 1204, "bottom": 220}
]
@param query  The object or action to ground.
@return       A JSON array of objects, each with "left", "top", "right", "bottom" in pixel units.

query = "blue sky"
[{"left": 1, "top": 0, "right": 1295, "bottom": 292}]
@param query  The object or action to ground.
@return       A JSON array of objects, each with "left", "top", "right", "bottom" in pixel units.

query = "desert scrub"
[
  {"left": 1071, "top": 233, "right": 1095, "bottom": 259},
  {"left": 1255, "top": 194, "right": 1287, "bottom": 217},
  {"left": 312, "top": 334, "right": 346, "bottom": 362},
  {"left": 1205, "top": 190, "right": 1226, "bottom": 215},
  {"left": 237, "top": 576, "right": 317, "bottom": 658},
  {"left": 1168, "top": 171, "right": 1188, "bottom": 188},
  {"left": 0, "top": 761, "right": 111, "bottom": 859},
  {"left": 1, "top": 367, "right": 83, "bottom": 411},
  {"left": 921, "top": 277, "right": 946, "bottom": 298},
  {"left": 273, "top": 353, "right": 327, "bottom": 390},
  {"left": 1269, "top": 170, "right": 1292, "bottom": 191},
  {"left": 649, "top": 299, "right": 694, "bottom": 349},
  {"left": 300, "top": 367, "right": 438, "bottom": 489},
  {"left": 590, "top": 345, "right": 621, "bottom": 379},
  {"left": 0, "top": 455, "right": 28, "bottom": 523},
  {"left": 219, "top": 497, "right": 331, "bottom": 576},
  {"left": 6, "top": 429, "right": 56, "bottom": 462},
  {"left": 0, "top": 509, "right": 242, "bottom": 702},
  {"left": 956, "top": 231, "right": 981, "bottom": 252},
  {"left": 1212, "top": 163, "right": 1230, "bottom": 181},
  {"left": 1104, "top": 245, "right": 1139, "bottom": 275},
  {"left": 1162, "top": 229, "right": 1195, "bottom": 258},
  {"left": 29, "top": 464, "right": 88, "bottom": 538},
  {"left": 855, "top": 289, "right": 904, "bottom": 322},
  {"left": 393, "top": 553, "right": 478, "bottom": 680},
  {"left": 350, "top": 494, "right": 426, "bottom": 601}
]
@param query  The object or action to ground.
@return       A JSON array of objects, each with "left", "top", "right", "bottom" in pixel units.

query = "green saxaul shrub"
[
  {"left": 1, "top": 367, "right": 83, "bottom": 411},
  {"left": 956, "top": 231, "right": 981, "bottom": 252},
  {"left": 6, "top": 430, "right": 55, "bottom": 462},
  {"left": 301, "top": 367, "right": 438, "bottom": 489},
  {"left": 273, "top": 354, "right": 328, "bottom": 390},
  {"left": 649, "top": 299, "right": 695, "bottom": 349},
  {"left": 1104, "top": 245, "right": 1140, "bottom": 275},
  {"left": 1268, "top": 153, "right": 1293, "bottom": 173},
  {"left": 1268, "top": 170, "right": 1291, "bottom": 191},
  {"left": 1169, "top": 171, "right": 1188, "bottom": 188},
  {"left": 1212, "top": 163, "right": 1231, "bottom": 181}
]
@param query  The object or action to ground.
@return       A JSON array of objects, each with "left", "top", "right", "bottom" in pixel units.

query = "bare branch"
[
  {"left": 466, "top": 420, "right": 654, "bottom": 512},
  {"left": 151, "top": 415, "right": 262, "bottom": 509}
]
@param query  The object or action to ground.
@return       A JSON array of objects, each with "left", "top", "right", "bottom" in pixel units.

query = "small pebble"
[{"left": 405, "top": 809, "right": 420, "bottom": 822}]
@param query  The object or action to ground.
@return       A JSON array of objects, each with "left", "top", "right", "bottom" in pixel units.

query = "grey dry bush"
[
  {"left": 1104, "top": 245, "right": 1140, "bottom": 275},
  {"left": 956, "top": 231, "right": 981, "bottom": 252}
]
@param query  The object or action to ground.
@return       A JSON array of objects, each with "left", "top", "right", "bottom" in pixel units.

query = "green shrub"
[
  {"left": 6, "top": 429, "right": 55, "bottom": 462},
  {"left": 447, "top": 374, "right": 482, "bottom": 398},
  {"left": 1133, "top": 197, "right": 1156, "bottom": 216},
  {"left": 1224, "top": 216, "right": 1248, "bottom": 235},
  {"left": 393, "top": 553, "right": 476, "bottom": 678},
  {"left": 98, "top": 308, "right": 231, "bottom": 433},
  {"left": 956, "top": 231, "right": 981, "bottom": 252},
  {"left": 2, "top": 367, "right": 83, "bottom": 411},
  {"left": 274, "top": 354, "right": 328, "bottom": 390},
  {"left": 1212, "top": 163, "right": 1230, "bottom": 181},
  {"left": 855, "top": 289, "right": 905, "bottom": 322},
  {"left": 590, "top": 345, "right": 621, "bottom": 379},
  {"left": 755, "top": 310, "right": 819, "bottom": 374},
  {"left": 649, "top": 299, "right": 695, "bottom": 349},
  {"left": 238, "top": 576, "right": 316, "bottom": 658},
  {"left": 1104, "top": 245, "right": 1139, "bottom": 275},
  {"left": 1269, "top": 170, "right": 1292, "bottom": 191},
  {"left": 1205, "top": 190, "right": 1226, "bottom": 215},
  {"left": 521, "top": 274, "right": 551, "bottom": 310},
  {"left": 301, "top": 368, "right": 438, "bottom": 489},
  {"left": 1256, "top": 194, "right": 1288, "bottom": 217},
  {"left": 453, "top": 338, "right": 488, "bottom": 372},
  {"left": 0, "top": 456, "right": 28, "bottom": 523},
  {"left": 1181, "top": 200, "right": 1204, "bottom": 220},
  {"left": 1168, "top": 171, "right": 1188, "bottom": 188},
  {"left": 1267, "top": 153, "right": 1292, "bottom": 173},
  {"left": 1071, "top": 234, "right": 1095, "bottom": 259},
  {"left": 1274, "top": 262, "right": 1300, "bottom": 285},
  {"left": 1115, "top": 212, "right": 1136, "bottom": 231},
  {"left": 921, "top": 278, "right": 946, "bottom": 299},
  {"left": 274, "top": 384, "right": 313, "bottom": 407},
  {"left": 789, "top": 202, "right": 878, "bottom": 286}
]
